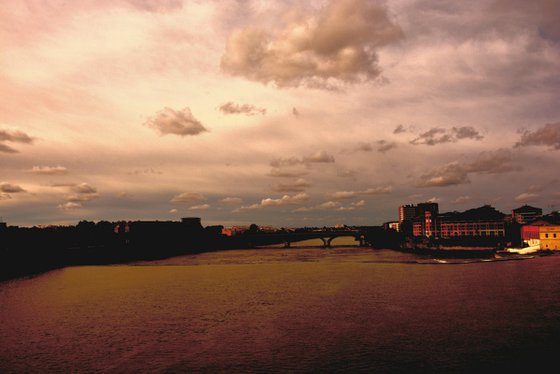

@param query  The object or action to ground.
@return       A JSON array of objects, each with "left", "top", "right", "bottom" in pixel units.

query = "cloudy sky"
[{"left": 1, "top": 0, "right": 560, "bottom": 227}]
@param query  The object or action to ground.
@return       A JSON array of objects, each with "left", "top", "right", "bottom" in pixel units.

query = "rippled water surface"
[{"left": 2, "top": 246, "right": 560, "bottom": 373}]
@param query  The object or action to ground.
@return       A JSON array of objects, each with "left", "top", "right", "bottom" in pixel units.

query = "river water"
[{"left": 1, "top": 245, "right": 560, "bottom": 373}]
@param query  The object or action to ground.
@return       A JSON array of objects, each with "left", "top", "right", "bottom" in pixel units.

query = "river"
[{"left": 1, "top": 245, "right": 560, "bottom": 373}]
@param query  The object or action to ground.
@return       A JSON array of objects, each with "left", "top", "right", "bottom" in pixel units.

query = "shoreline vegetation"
[{"left": 0, "top": 218, "right": 536, "bottom": 283}]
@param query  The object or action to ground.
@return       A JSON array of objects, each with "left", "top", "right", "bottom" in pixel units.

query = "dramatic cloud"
[
  {"left": 0, "top": 183, "right": 26, "bottom": 193},
  {"left": 145, "top": 107, "right": 208, "bottom": 137},
  {"left": 410, "top": 127, "right": 483, "bottom": 146},
  {"left": 221, "top": 0, "right": 403, "bottom": 88},
  {"left": 219, "top": 102, "right": 266, "bottom": 116},
  {"left": 274, "top": 179, "right": 311, "bottom": 192},
  {"left": 0, "top": 128, "right": 34, "bottom": 153},
  {"left": 330, "top": 186, "right": 393, "bottom": 200},
  {"left": 515, "top": 122, "right": 560, "bottom": 150},
  {"left": 28, "top": 166, "right": 68, "bottom": 175},
  {"left": 415, "top": 149, "right": 519, "bottom": 187},
  {"left": 170, "top": 192, "right": 205, "bottom": 204}
]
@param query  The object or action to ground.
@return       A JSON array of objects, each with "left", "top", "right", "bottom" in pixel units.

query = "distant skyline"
[{"left": 1, "top": 0, "right": 560, "bottom": 227}]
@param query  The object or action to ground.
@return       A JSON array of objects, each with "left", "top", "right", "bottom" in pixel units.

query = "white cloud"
[
  {"left": 58, "top": 202, "right": 82, "bottom": 210},
  {"left": 170, "top": 192, "right": 205, "bottom": 204},
  {"left": 221, "top": 197, "right": 243, "bottom": 205},
  {"left": 188, "top": 204, "right": 210, "bottom": 210},
  {"left": 28, "top": 166, "right": 68, "bottom": 175}
]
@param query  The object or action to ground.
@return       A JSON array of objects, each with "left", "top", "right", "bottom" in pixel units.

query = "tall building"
[{"left": 398, "top": 204, "right": 417, "bottom": 223}]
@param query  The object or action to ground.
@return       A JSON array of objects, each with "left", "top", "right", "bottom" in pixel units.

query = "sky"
[{"left": 1, "top": 0, "right": 560, "bottom": 228}]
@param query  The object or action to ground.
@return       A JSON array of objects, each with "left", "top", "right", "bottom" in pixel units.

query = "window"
[{"left": 545, "top": 234, "right": 549, "bottom": 238}]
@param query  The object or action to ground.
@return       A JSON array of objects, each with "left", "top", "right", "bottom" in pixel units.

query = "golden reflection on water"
[{"left": 1, "top": 247, "right": 560, "bottom": 372}]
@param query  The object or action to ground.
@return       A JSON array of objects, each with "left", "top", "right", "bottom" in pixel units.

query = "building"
[
  {"left": 383, "top": 221, "right": 400, "bottom": 232},
  {"left": 540, "top": 225, "right": 560, "bottom": 250},
  {"left": 512, "top": 205, "right": 542, "bottom": 224},
  {"left": 521, "top": 220, "right": 551, "bottom": 243},
  {"left": 398, "top": 204, "right": 417, "bottom": 223},
  {"left": 407, "top": 203, "right": 439, "bottom": 236},
  {"left": 409, "top": 204, "right": 506, "bottom": 239}
]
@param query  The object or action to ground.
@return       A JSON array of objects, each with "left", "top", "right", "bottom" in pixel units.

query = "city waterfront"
[{"left": 2, "top": 245, "right": 560, "bottom": 373}]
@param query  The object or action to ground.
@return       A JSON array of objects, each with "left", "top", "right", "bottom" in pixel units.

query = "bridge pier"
[
  {"left": 320, "top": 238, "right": 328, "bottom": 248},
  {"left": 284, "top": 241, "right": 291, "bottom": 248}
]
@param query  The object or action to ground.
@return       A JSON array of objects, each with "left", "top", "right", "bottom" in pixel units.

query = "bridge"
[{"left": 245, "top": 230, "right": 367, "bottom": 248}]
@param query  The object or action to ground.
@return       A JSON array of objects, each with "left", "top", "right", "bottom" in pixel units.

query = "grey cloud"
[
  {"left": 393, "top": 124, "right": 406, "bottom": 134},
  {"left": 268, "top": 168, "right": 309, "bottom": 178},
  {"left": 376, "top": 140, "right": 397, "bottom": 153},
  {"left": 303, "top": 151, "right": 335, "bottom": 163},
  {"left": 515, "top": 122, "right": 560, "bottom": 149},
  {"left": 271, "top": 151, "right": 335, "bottom": 166},
  {"left": 219, "top": 102, "right": 266, "bottom": 116},
  {"left": 62, "top": 183, "right": 100, "bottom": 205},
  {"left": 0, "top": 129, "right": 33, "bottom": 143},
  {"left": 453, "top": 126, "right": 483, "bottom": 140},
  {"left": 128, "top": 168, "right": 162, "bottom": 175},
  {"left": 28, "top": 166, "right": 68, "bottom": 175},
  {"left": 170, "top": 192, "right": 205, "bottom": 204},
  {"left": 145, "top": 107, "right": 208, "bottom": 137},
  {"left": 126, "top": 0, "right": 183, "bottom": 13},
  {"left": 0, "top": 143, "right": 18, "bottom": 153},
  {"left": 270, "top": 157, "right": 303, "bottom": 168},
  {"left": 415, "top": 149, "right": 519, "bottom": 187},
  {"left": 72, "top": 183, "right": 97, "bottom": 194},
  {"left": 0, "top": 193, "right": 12, "bottom": 200},
  {"left": 411, "top": 126, "right": 483, "bottom": 145},
  {"left": 0, "top": 183, "right": 25, "bottom": 193},
  {"left": 270, "top": 151, "right": 334, "bottom": 178},
  {"left": 357, "top": 143, "right": 373, "bottom": 152},
  {"left": 0, "top": 128, "right": 34, "bottom": 153},
  {"left": 220, "top": 0, "right": 403, "bottom": 88},
  {"left": 274, "top": 179, "right": 311, "bottom": 192}
]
